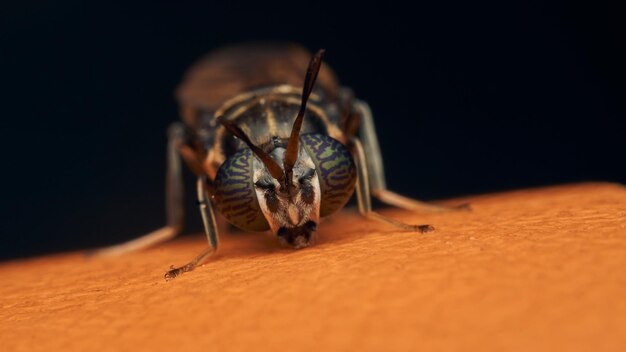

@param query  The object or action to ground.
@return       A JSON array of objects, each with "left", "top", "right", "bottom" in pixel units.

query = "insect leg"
[
  {"left": 164, "top": 176, "right": 219, "bottom": 281},
  {"left": 351, "top": 137, "right": 433, "bottom": 233},
  {"left": 354, "top": 101, "right": 469, "bottom": 212},
  {"left": 90, "top": 123, "right": 188, "bottom": 256}
]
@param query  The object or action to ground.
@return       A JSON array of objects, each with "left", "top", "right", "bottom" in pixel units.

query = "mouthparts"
[{"left": 277, "top": 221, "right": 318, "bottom": 249}]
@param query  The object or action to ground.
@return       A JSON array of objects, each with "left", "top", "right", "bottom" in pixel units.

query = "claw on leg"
[
  {"left": 164, "top": 247, "right": 214, "bottom": 281},
  {"left": 165, "top": 264, "right": 194, "bottom": 281}
]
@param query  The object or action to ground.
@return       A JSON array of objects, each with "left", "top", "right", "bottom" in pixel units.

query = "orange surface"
[{"left": 2, "top": 182, "right": 626, "bottom": 351}]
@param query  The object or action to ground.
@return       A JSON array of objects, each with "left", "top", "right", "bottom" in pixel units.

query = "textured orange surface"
[{"left": 2, "top": 183, "right": 626, "bottom": 351}]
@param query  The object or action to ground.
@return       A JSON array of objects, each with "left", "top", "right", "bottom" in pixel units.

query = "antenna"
[
  {"left": 218, "top": 117, "right": 285, "bottom": 182},
  {"left": 283, "top": 49, "right": 326, "bottom": 184}
]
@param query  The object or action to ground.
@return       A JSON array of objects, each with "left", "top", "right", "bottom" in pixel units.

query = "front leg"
[
  {"left": 165, "top": 176, "right": 219, "bottom": 280},
  {"left": 351, "top": 137, "right": 433, "bottom": 233}
]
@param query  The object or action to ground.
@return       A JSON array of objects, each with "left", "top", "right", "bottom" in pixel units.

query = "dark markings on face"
[
  {"left": 298, "top": 168, "right": 316, "bottom": 183},
  {"left": 298, "top": 168, "right": 316, "bottom": 205},
  {"left": 300, "top": 182, "right": 315, "bottom": 204},
  {"left": 254, "top": 178, "right": 274, "bottom": 189},
  {"left": 256, "top": 180, "right": 279, "bottom": 213},
  {"left": 265, "top": 190, "right": 279, "bottom": 213}
]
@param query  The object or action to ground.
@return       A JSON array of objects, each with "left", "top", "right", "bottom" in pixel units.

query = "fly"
[{"left": 93, "top": 43, "right": 467, "bottom": 280}]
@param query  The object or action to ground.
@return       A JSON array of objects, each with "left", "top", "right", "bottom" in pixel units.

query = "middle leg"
[
  {"left": 353, "top": 100, "right": 469, "bottom": 212},
  {"left": 351, "top": 137, "right": 433, "bottom": 233}
]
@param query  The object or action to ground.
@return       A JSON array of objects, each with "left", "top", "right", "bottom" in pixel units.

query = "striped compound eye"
[
  {"left": 214, "top": 148, "right": 270, "bottom": 231},
  {"left": 300, "top": 134, "right": 357, "bottom": 217}
]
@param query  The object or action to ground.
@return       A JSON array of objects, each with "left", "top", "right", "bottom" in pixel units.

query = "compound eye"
[
  {"left": 214, "top": 148, "right": 270, "bottom": 231},
  {"left": 300, "top": 134, "right": 357, "bottom": 217}
]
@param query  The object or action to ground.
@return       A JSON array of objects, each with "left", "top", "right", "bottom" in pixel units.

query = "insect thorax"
[{"left": 202, "top": 84, "right": 345, "bottom": 179}]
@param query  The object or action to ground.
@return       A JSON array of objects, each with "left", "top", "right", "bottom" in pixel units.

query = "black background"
[{"left": 1, "top": 1, "right": 624, "bottom": 260}]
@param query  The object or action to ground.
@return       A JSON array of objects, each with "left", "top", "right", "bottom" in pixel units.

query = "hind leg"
[
  {"left": 91, "top": 122, "right": 188, "bottom": 256},
  {"left": 353, "top": 101, "right": 469, "bottom": 212}
]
